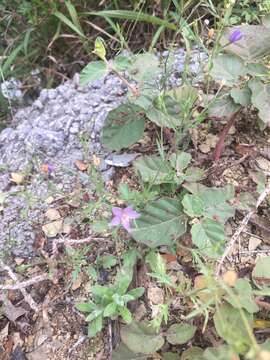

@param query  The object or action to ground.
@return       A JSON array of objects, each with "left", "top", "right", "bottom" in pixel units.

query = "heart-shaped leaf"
[
  {"left": 80, "top": 61, "right": 107, "bottom": 85},
  {"left": 102, "top": 104, "right": 145, "bottom": 151},
  {"left": 230, "top": 87, "right": 251, "bottom": 107},
  {"left": 120, "top": 321, "right": 164, "bottom": 354},
  {"left": 130, "top": 198, "right": 187, "bottom": 247},
  {"left": 208, "top": 94, "right": 240, "bottom": 118},
  {"left": 191, "top": 219, "right": 227, "bottom": 258},
  {"left": 146, "top": 95, "right": 182, "bottom": 128},
  {"left": 166, "top": 323, "right": 197, "bottom": 345},
  {"left": 210, "top": 54, "right": 246, "bottom": 86}
]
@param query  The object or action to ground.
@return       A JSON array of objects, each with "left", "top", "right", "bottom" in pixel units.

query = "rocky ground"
[{"left": 0, "top": 47, "right": 207, "bottom": 259}]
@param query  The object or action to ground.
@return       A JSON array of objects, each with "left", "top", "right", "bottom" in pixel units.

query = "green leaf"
[
  {"left": 130, "top": 198, "right": 187, "bottom": 247},
  {"left": 119, "top": 306, "right": 133, "bottom": 323},
  {"left": 88, "top": 314, "right": 103, "bottom": 338},
  {"left": 184, "top": 184, "right": 235, "bottom": 224},
  {"left": 101, "top": 104, "right": 145, "bottom": 151},
  {"left": 54, "top": 10, "right": 86, "bottom": 39},
  {"left": 252, "top": 256, "right": 270, "bottom": 289},
  {"left": 120, "top": 321, "right": 164, "bottom": 354},
  {"left": 146, "top": 95, "right": 182, "bottom": 129},
  {"left": 163, "top": 352, "right": 180, "bottom": 360},
  {"left": 210, "top": 54, "right": 246, "bottom": 86},
  {"left": 248, "top": 79, "right": 270, "bottom": 126},
  {"left": 127, "top": 287, "right": 145, "bottom": 300},
  {"left": 230, "top": 87, "right": 251, "bottom": 107},
  {"left": 191, "top": 219, "right": 226, "bottom": 258},
  {"left": 213, "top": 304, "right": 253, "bottom": 353},
  {"left": 129, "top": 53, "right": 161, "bottom": 83},
  {"left": 99, "top": 255, "right": 117, "bottom": 269},
  {"left": 226, "top": 278, "right": 259, "bottom": 313},
  {"left": 184, "top": 167, "right": 204, "bottom": 182},
  {"left": 166, "top": 323, "right": 197, "bottom": 345},
  {"left": 103, "top": 302, "right": 118, "bottom": 317},
  {"left": 75, "top": 302, "right": 96, "bottom": 313},
  {"left": 134, "top": 155, "right": 173, "bottom": 185},
  {"left": 112, "top": 343, "right": 147, "bottom": 360},
  {"left": 85, "top": 308, "right": 103, "bottom": 322},
  {"left": 169, "top": 85, "right": 198, "bottom": 108},
  {"left": 169, "top": 152, "right": 192, "bottom": 173},
  {"left": 246, "top": 63, "right": 269, "bottom": 77},
  {"left": 114, "top": 55, "right": 133, "bottom": 72},
  {"left": 182, "top": 194, "right": 204, "bottom": 217},
  {"left": 114, "top": 267, "right": 133, "bottom": 295},
  {"left": 203, "top": 345, "right": 239, "bottom": 360},
  {"left": 80, "top": 61, "right": 107, "bottom": 85},
  {"left": 208, "top": 94, "right": 240, "bottom": 118},
  {"left": 221, "top": 25, "right": 270, "bottom": 62},
  {"left": 181, "top": 347, "right": 204, "bottom": 360}
]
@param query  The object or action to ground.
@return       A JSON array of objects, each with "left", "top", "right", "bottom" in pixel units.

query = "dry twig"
[
  {"left": 0, "top": 260, "right": 39, "bottom": 311},
  {"left": 0, "top": 273, "right": 48, "bottom": 291},
  {"left": 216, "top": 183, "right": 270, "bottom": 276}
]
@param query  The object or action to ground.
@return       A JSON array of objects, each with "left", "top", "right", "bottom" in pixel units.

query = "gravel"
[{"left": 0, "top": 47, "right": 207, "bottom": 258}]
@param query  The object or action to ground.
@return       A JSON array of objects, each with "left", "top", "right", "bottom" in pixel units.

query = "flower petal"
[
  {"left": 109, "top": 216, "right": 121, "bottom": 227},
  {"left": 124, "top": 206, "right": 140, "bottom": 219},
  {"left": 121, "top": 217, "right": 131, "bottom": 232},
  {"left": 112, "top": 207, "right": 123, "bottom": 217}
]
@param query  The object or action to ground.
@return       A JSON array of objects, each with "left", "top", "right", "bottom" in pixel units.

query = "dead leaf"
[
  {"left": 248, "top": 237, "right": 261, "bottom": 251},
  {"left": 222, "top": 270, "right": 238, "bottom": 287},
  {"left": 235, "top": 144, "right": 256, "bottom": 156},
  {"left": 92, "top": 154, "right": 101, "bottom": 167},
  {"left": 10, "top": 173, "right": 25, "bottom": 185},
  {"left": 194, "top": 275, "right": 211, "bottom": 302},
  {"left": 147, "top": 287, "right": 164, "bottom": 305},
  {"left": 3, "top": 298, "right": 27, "bottom": 322},
  {"left": 44, "top": 208, "right": 61, "bottom": 221},
  {"left": 257, "top": 351, "right": 270, "bottom": 360},
  {"left": 161, "top": 253, "right": 177, "bottom": 263},
  {"left": 71, "top": 274, "right": 82, "bottom": 291},
  {"left": 42, "top": 220, "right": 63, "bottom": 237},
  {"left": 199, "top": 134, "right": 218, "bottom": 154},
  {"left": 75, "top": 160, "right": 88, "bottom": 171}
]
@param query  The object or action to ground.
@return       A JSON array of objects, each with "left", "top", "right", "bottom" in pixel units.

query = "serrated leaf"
[
  {"left": 203, "top": 345, "right": 239, "bottom": 360},
  {"left": 88, "top": 314, "right": 103, "bottom": 338},
  {"left": 252, "top": 256, "right": 270, "bottom": 289},
  {"left": 191, "top": 219, "right": 226, "bottom": 258},
  {"left": 80, "top": 61, "right": 107, "bottom": 85},
  {"left": 181, "top": 347, "right": 204, "bottom": 360},
  {"left": 248, "top": 79, "right": 270, "bottom": 126},
  {"left": 166, "top": 323, "right": 197, "bottom": 345},
  {"left": 134, "top": 155, "right": 174, "bottom": 184},
  {"left": 101, "top": 104, "right": 145, "bottom": 151},
  {"left": 112, "top": 343, "right": 147, "bottom": 360},
  {"left": 121, "top": 321, "right": 164, "bottom": 354},
  {"left": 208, "top": 94, "right": 240, "bottom": 118},
  {"left": 210, "top": 54, "right": 246, "bottom": 86},
  {"left": 226, "top": 278, "right": 259, "bottom": 313},
  {"left": 213, "top": 304, "right": 252, "bottom": 353},
  {"left": 230, "top": 87, "right": 251, "bottom": 107},
  {"left": 221, "top": 25, "right": 270, "bottom": 62},
  {"left": 182, "top": 194, "right": 204, "bottom": 217},
  {"left": 130, "top": 198, "right": 187, "bottom": 247},
  {"left": 184, "top": 184, "right": 235, "bottom": 224}
]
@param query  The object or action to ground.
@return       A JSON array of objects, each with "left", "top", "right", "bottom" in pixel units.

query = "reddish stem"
[{"left": 213, "top": 110, "right": 240, "bottom": 162}]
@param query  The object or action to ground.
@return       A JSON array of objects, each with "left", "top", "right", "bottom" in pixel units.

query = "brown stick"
[{"left": 213, "top": 109, "right": 240, "bottom": 162}]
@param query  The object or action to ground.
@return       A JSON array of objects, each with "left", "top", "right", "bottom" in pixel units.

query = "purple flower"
[
  {"left": 229, "top": 29, "right": 243, "bottom": 43},
  {"left": 109, "top": 206, "right": 140, "bottom": 232}
]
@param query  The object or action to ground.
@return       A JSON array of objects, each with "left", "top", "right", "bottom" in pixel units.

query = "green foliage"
[
  {"left": 166, "top": 323, "right": 197, "bottom": 345},
  {"left": 145, "top": 251, "right": 175, "bottom": 287},
  {"left": 252, "top": 256, "right": 270, "bottom": 289},
  {"left": 130, "top": 198, "right": 187, "bottom": 248},
  {"left": 101, "top": 104, "right": 145, "bottom": 151},
  {"left": 76, "top": 250, "right": 144, "bottom": 338}
]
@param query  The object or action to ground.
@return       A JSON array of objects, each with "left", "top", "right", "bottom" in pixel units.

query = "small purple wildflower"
[
  {"left": 229, "top": 29, "right": 243, "bottom": 43},
  {"left": 47, "top": 163, "right": 55, "bottom": 174},
  {"left": 109, "top": 206, "right": 140, "bottom": 232}
]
